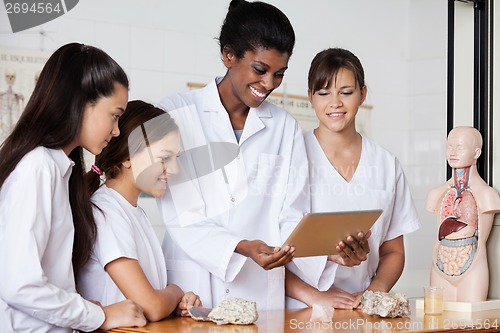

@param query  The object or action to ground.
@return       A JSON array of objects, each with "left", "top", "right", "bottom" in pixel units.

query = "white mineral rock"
[
  {"left": 208, "top": 298, "right": 259, "bottom": 325},
  {"left": 360, "top": 290, "right": 410, "bottom": 318}
]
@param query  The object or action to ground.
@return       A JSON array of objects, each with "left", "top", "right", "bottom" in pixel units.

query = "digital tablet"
[{"left": 283, "top": 209, "right": 383, "bottom": 257}]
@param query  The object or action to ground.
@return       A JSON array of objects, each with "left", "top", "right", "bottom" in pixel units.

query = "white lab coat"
[
  {"left": 307, "top": 131, "right": 420, "bottom": 292},
  {"left": 157, "top": 78, "right": 330, "bottom": 310},
  {"left": 0, "top": 147, "right": 104, "bottom": 333},
  {"left": 78, "top": 185, "right": 168, "bottom": 306}
]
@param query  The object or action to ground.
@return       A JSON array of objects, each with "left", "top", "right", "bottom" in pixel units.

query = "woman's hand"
[
  {"left": 236, "top": 239, "right": 294, "bottom": 270},
  {"left": 328, "top": 230, "right": 371, "bottom": 266}
]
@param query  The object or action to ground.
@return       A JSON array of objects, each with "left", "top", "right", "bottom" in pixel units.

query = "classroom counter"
[{"left": 101, "top": 300, "right": 500, "bottom": 333}]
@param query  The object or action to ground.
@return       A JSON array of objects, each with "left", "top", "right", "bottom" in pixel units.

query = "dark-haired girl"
[{"left": 0, "top": 43, "right": 146, "bottom": 332}]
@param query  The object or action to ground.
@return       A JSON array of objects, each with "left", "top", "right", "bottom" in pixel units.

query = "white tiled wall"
[{"left": 0, "top": 0, "right": 449, "bottom": 298}]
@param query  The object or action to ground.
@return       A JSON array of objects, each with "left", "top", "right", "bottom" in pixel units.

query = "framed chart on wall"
[{"left": 0, "top": 48, "right": 49, "bottom": 144}]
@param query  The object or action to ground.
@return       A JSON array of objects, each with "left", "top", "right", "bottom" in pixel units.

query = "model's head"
[
  {"left": 219, "top": 0, "right": 295, "bottom": 59},
  {"left": 308, "top": 48, "right": 365, "bottom": 95},
  {"left": 446, "top": 126, "right": 482, "bottom": 168},
  {"left": 88, "top": 100, "right": 179, "bottom": 198}
]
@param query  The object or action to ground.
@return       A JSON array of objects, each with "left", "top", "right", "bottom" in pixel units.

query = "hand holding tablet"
[{"left": 283, "top": 210, "right": 383, "bottom": 258}]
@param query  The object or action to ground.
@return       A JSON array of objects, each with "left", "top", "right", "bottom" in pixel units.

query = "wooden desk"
[{"left": 105, "top": 301, "right": 500, "bottom": 333}]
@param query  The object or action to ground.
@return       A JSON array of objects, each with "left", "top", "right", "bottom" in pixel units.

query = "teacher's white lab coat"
[{"left": 157, "top": 78, "right": 331, "bottom": 310}]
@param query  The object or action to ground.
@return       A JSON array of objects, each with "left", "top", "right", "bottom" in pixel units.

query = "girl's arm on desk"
[{"left": 106, "top": 258, "right": 200, "bottom": 321}]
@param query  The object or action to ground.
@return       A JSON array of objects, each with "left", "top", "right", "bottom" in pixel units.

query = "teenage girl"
[
  {"left": 286, "top": 48, "right": 420, "bottom": 309},
  {"left": 78, "top": 100, "right": 201, "bottom": 321},
  {"left": 0, "top": 43, "right": 146, "bottom": 332}
]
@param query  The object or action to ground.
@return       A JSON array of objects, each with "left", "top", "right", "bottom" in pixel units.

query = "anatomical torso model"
[{"left": 426, "top": 126, "right": 500, "bottom": 302}]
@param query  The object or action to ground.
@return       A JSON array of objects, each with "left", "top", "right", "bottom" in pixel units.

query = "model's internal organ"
[
  {"left": 436, "top": 188, "right": 478, "bottom": 276},
  {"left": 439, "top": 188, "right": 478, "bottom": 240},
  {"left": 437, "top": 242, "right": 474, "bottom": 276}
]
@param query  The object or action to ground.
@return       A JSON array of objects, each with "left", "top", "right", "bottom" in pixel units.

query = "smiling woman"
[
  {"left": 155, "top": 0, "right": 337, "bottom": 312},
  {"left": 218, "top": 48, "right": 290, "bottom": 115}
]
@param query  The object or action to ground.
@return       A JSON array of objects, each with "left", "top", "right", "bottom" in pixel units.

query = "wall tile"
[
  {"left": 56, "top": 18, "right": 96, "bottom": 47},
  {"left": 164, "top": 31, "right": 195, "bottom": 73},
  {"left": 130, "top": 26, "right": 164, "bottom": 71},
  {"left": 194, "top": 34, "right": 223, "bottom": 78},
  {"left": 410, "top": 58, "right": 447, "bottom": 95},
  {"left": 94, "top": 22, "right": 130, "bottom": 69},
  {"left": 128, "top": 69, "right": 165, "bottom": 105}
]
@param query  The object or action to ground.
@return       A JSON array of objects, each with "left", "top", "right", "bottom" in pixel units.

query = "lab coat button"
[
  {"left": 226, "top": 289, "right": 230, "bottom": 293},
  {"left": 231, "top": 197, "right": 235, "bottom": 202}
]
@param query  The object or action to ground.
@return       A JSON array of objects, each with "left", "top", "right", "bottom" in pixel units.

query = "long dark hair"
[
  {"left": 218, "top": 0, "right": 295, "bottom": 59},
  {"left": 0, "top": 42, "right": 129, "bottom": 278},
  {"left": 85, "top": 100, "right": 178, "bottom": 195}
]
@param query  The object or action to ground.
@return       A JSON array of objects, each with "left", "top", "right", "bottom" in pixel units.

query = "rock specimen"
[
  {"left": 209, "top": 298, "right": 258, "bottom": 324},
  {"left": 189, "top": 298, "right": 258, "bottom": 325},
  {"left": 360, "top": 290, "right": 410, "bottom": 318}
]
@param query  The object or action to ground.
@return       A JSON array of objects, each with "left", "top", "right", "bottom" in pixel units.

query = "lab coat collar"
[
  {"left": 202, "top": 77, "right": 273, "bottom": 144},
  {"left": 46, "top": 147, "right": 75, "bottom": 180}
]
